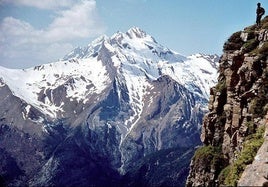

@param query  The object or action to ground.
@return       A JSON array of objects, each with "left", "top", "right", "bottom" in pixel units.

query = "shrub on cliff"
[
  {"left": 192, "top": 145, "right": 225, "bottom": 176},
  {"left": 249, "top": 68, "right": 268, "bottom": 117},
  {"left": 223, "top": 31, "right": 244, "bottom": 51},
  {"left": 221, "top": 125, "right": 265, "bottom": 186},
  {"left": 242, "top": 39, "right": 259, "bottom": 53},
  {"left": 261, "top": 16, "right": 268, "bottom": 29}
]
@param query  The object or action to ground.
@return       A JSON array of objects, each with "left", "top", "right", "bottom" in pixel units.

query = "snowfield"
[{"left": 0, "top": 27, "right": 219, "bottom": 119}]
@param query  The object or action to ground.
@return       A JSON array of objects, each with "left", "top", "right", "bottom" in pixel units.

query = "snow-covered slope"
[
  {"left": 0, "top": 58, "right": 110, "bottom": 118},
  {"left": 0, "top": 27, "right": 220, "bottom": 187},
  {"left": 0, "top": 27, "right": 218, "bottom": 120}
]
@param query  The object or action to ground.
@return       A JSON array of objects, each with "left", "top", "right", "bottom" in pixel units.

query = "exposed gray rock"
[
  {"left": 187, "top": 18, "right": 268, "bottom": 186},
  {"left": 238, "top": 116, "right": 268, "bottom": 186}
]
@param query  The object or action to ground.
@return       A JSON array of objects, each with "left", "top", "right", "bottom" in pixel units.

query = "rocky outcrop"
[
  {"left": 187, "top": 17, "right": 268, "bottom": 186},
  {"left": 238, "top": 115, "right": 268, "bottom": 186}
]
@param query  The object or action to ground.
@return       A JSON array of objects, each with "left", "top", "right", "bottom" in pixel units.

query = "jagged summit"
[
  {"left": 126, "top": 27, "right": 148, "bottom": 39},
  {"left": 60, "top": 28, "right": 207, "bottom": 65},
  {"left": 90, "top": 34, "right": 109, "bottom": 46},
  {"left": 63, "top": 27, "right": 186, "bottom": 62}
]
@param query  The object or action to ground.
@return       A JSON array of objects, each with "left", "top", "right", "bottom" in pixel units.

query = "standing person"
[{"left": 256, "top": 2, "right": 265, "bottom": 27}]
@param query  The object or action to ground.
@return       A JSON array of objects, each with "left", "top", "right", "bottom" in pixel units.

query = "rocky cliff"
[{"left": 186, "top": 17, "right": 268, "bottom": 186}]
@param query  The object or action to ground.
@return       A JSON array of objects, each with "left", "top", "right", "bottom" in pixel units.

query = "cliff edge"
[{"left": 186, "top": 16, "right": 268, "bottom": 186}]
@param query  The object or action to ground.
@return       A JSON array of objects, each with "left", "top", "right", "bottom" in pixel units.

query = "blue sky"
[{"left": 0, "top": 0, "right": 266, "bottom": 68}]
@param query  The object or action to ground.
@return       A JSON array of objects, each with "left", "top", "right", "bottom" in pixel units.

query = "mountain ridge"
[
  {"left": 0, "top": 27, "right": 218, "bottom": 186},
  {"left": 0, "top": 27, "right": 218, "bottom": 120}
]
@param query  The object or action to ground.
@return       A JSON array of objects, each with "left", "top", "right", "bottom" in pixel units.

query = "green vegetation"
[
  {"left": 249, "top": 97, "right": 268, "bottom": 117},
  {"left": 261, "top": 21, "right": 268, "bottom": 30},
  {"left": 223, "top": 16, "right": 268, "bottom": 54},
  {"left": 216, "top": 112, "right": 227, "bottom": 127},
  {"left": 258, "top": 42, "right": 268, "bottom": 55},
  {"left": 221, "top": 125, "right": 265, "bottom": 186},
  {"left": 193, "top": 145, "right": 224, "bottom": 175},
  {"left": 218, "top": 165, "right": 231, "bottom": 185},
  {"left": 249, "top": 41, "right": 268, "bottom": 57},
  {"left": 242, "top": 38, "right": 259, "bottom": 54},
  {"left": 223, "top": 31, "right": 244, "bottom": 51},
  {"left": 249, "top": 69, "right": 268, "bottom": 118},
  {"left": 245, "top": 121, "right": 255, "bottom": 135},
  {"left": 245, "top": 30, "right": 256, "bottom": 40},
  {"left": 214, "top": 79, "right": 227, "bottom": 115},
  {"left": 215, "top": 79, "right": 226, "bottom": 93},
  {"left": 193, "top": 145, "right": 221, "bottom": 163},
  {"left": 244, "top": 16, "right": 268, "bottom": 31},
  {"left": 197, "top": 16, "right": 268, "bottom": 187},
  {"left": 260, "top": 16, "right": 268, "bottom": 29}
]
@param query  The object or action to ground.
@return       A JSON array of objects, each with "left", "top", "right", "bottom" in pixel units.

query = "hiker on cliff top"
[{"left": 256, "top": 2, "right": 265, "bottom": 27}]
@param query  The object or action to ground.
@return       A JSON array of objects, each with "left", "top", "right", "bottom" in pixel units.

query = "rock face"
[
  {"left": 0, "top": 27, "right": 218, "bottom": 186},
  {"left": 238, "top": 117, "right": 268, "bottom": 186},
  {"left": 187, "top": 17, "right": 268, "bottom": 186}
]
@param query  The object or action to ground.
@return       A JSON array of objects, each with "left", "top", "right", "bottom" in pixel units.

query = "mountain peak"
[
  {"left": 126, "top": 27, "right": 147, "bottom": 39},
  {"left": 63, "top": 27, "right": 176, "bottom": 61},
  {"left": 91, "top": 34, "right": 109, "bottom": 46}
]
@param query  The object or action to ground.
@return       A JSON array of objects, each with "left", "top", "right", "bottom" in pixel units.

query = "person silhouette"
[{"left": 256, "top": 2, "right": 265, "bottom": 27}]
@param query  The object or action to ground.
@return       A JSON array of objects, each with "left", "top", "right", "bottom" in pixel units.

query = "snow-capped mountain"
[
  {"left": 0, "top": 27, "right": 217, "bottom": 119},
  {"left": 0, "top": 27, "right": 219, "bottom": 186}
]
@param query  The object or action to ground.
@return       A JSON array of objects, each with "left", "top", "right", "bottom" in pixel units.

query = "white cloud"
[
  {"left": 45, "top": 0, "right": 104, "bottom": 42},
  {"left": 0, "top": 0, "right": 106, "bottom": 68},
  {"left": 0, "top": 17, "right": 42, "bottom": 45}
]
